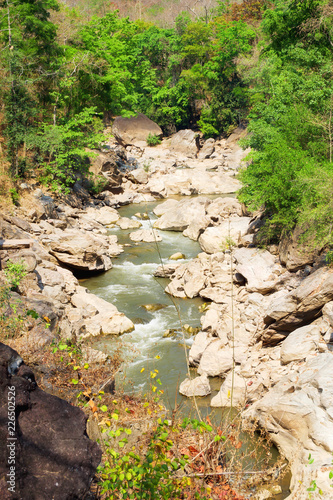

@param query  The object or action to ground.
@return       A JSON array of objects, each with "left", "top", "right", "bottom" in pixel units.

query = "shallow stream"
[
  {"left": 83, "top": 199, "right": 290, "bottom": 499},
  {"left": 84, "top": 200, "right": 207, "bottom": 410}
]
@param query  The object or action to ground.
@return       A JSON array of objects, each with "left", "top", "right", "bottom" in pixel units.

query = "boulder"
[
  {"left": 279, "top": 225, "right": 321, "bottom": 271},
  {"left": 280, "top": 325, "right": 326, "bottom": 364},
  {"left": 170, "top": 129, "right": 199, "bottom": 158},
  {"left": 165, "top": 278, "right": 187, "bottom": 298},
  {"left": 197, "top": 340, "right": 232, "bottom": 377},
  {"left": 85, "top": 206, "right": 120, "bottom": 225},
  {"left": 169, "top": 252, "right": 185, "bottom": 261},
  {"left": 179, "top": 374, "right": 211, "bottom": 397},
  {"left": 154, "top": 263, "right": 180, "bottom": 278},
  {"left": 71, "top": 287, "right": 134, "bottom": 337},
  {"left": 154, "top": 197, "right": 210, "bottom": 231},
  {"left": 189, "top": 331, "right": 214, "bottom": 367},
  {"left": 234, "top": 247, "right": 284, "bottom": 294},
  {"left": 198, "top": 217, "right": 251, "bottom": 253},
  {"left": 128, "top": 168, "right": 149, "bottom": 184},
  {"left": 183, "top": 215, "right": 211, "bottom": 241},
  {"left": 0, "top": 343, "right": 101, "bottom": 500},
  {"left": 82, "top": 346, "right": 108, "bottom": 365},
  {"left": 211, "top": 372, "right": 247, "bottom": 407},
  {"left": 197, "top": 138, "right": 215, "bottom": 159},
  {"left": 153, "top": 199, "right": 179, "bottom": 217},
  {"left": 322, "top": 301, "right": 333, "bottom": 327},
  {"left": 206, "top": 197, "right": 243, "bottom": 219},
  {"left": 147, "top": 170, "right": 241, "bottom": 198},
  {"left": 6, "top": 250, "right": 37, "bottom": 273},
  {"left": 262, "top": 267, "right": 333, "bottom": 344},
  {"left": 129, "top": 229, "right": 162, "bottom": 243},
  {"left": 37, "top": 266, "right": 65, "bottom": 288},
  {"left": 116, "top": 217, "right": 142, "bottom": 230},
  {"left": 112, "top": 113, "right": 162, "bottom": 148},
  {"left": 43, "top": 230, "right": 113, "bottom": 273},
  {"left": 88, "top": 150, "right": 123, "bottom": 189},
  {"left": 201, "top": 307, "right": 228, "bottom": 339},
  {"left": 182, "top": 259, "right": 207, "bottom": 298}
]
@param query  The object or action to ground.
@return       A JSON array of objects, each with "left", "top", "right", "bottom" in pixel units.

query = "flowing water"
[
  {"left": 84, "top": 200, "right": 206, "bottom": 409},
  {"left": 83, "top": 199, "right": 290, "bottom": 499}
]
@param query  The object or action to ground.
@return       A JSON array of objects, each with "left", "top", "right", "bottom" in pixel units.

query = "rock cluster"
[
  {"left": 164, "top": 209, "right": 333, "bottom": 498},
  {"left": 0, "top": 199, "right": 135, "bottom": 349}
]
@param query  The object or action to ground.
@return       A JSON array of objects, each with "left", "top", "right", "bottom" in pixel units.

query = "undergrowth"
[{"left": 9, "top": 335, "right": 286, "bottom": 500}]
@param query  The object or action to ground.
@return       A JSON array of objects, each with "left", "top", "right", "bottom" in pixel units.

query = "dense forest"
[{"left": 0, "top": 0, "right": 332, "bottom": 251}]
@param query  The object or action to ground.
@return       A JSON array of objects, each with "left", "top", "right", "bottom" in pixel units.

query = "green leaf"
[{"left": 100, "top": 405, "right": 108, "bottom": 412}]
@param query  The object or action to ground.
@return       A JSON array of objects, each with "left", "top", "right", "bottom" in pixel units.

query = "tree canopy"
[{"left": 0, "top": 0, "right": 332, "bottom": 253}]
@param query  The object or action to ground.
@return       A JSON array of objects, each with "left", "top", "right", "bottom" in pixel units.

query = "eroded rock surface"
[
  {"left": 0, "top": 343, "right": 101, "bottom": 500},
  {"left": 244, "top": 353, "right": 333, "bottom": 499}
]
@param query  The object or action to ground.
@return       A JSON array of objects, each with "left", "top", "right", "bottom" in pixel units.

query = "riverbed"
[
  {"left": 84, "top": 200, "right": 209, "bottom": 410},
  {"left": 83, "top": 199, "right": 290, "bottom": 499}
]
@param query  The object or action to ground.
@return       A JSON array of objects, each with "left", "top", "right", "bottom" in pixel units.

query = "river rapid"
[
  {"left": 84, "top": 199, "right": 212, "bottom": 412},
  {"left": 83, "top": 198, "right": 290, "bottom": 499}
]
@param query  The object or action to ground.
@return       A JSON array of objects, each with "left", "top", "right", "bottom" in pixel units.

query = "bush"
[
  {"left": 146, "top": 133, "right": 162, "bottom": 147},
  {"left": 4, "top": 259, "right": 27, "bottom": 290}
]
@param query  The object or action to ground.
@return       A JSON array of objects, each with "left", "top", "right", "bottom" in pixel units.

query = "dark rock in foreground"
[{"left": 0, "top": 343, "right": 101, "bottom": 500}]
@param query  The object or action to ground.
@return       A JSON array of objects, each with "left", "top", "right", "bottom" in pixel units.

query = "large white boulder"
[
  {"left": 189, "top": 331, "right": 214, "bottom": 367},
  {"left": 234, "top": 247, "right": 284, "bottom": 294},
  {"left": 153, "top": 197, "right": 209, "bottom": 231},
  {"left": 244, "top": 352, "right": 333, "bottom": 499},
  {"left": 85, "top": 206, "right": 120, "bottom": 225},
  {"left": 112, "top": 113, "right": 162, "bottom": 148},
  {"left": 179, "top": 374, "right": 211, "bottom": 397},
  {"left": 280, "top": 325, "right": 327, "bottom": 364},
  {"left": 129, "top": 229, "right": 162, "bottom": 242},
  {"left": 211, "top": 372, "right": 247, "bottom": 407},
  {"left": 198, "top": 217, "right": 251, "bottom": 253}
]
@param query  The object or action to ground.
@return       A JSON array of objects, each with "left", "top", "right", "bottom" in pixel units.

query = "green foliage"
[
  {"left": 0, "top": 0, "right": 60, "bottom": 175},
  {"left": 88, "top": 175, "right": 109, "bottom": 195},
  {"left": 98, "top": 417, "right": 215, "bottom": 499},
  {"left": 9, "top": 188, "right": 19, "bottom": 205},
  {"left": 4, "top": 259, "right": 27, "bottom": 290},
  {"left": 146, "top": 133, "right": 161, "bottom": 146},
  {"left": 32, "top": 108, "right": 103, "bottom": 193},
  {"left": 238, "top": 0, "right": 333, "bottom": 248}
]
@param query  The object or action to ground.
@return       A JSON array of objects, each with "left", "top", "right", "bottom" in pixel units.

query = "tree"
[{"left": 0, "top": 0, "right": 60, "bottom": 175}]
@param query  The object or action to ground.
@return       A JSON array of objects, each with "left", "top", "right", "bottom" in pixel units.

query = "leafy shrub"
[
  {"left": 146, "top": 133, "right": 161, "bottom": 147},
  {"left": 4, "top": 259, "right": 27, "bottom": 290},
  {"left": 9, "top": 188, "right": 19, "bottom": 205}
]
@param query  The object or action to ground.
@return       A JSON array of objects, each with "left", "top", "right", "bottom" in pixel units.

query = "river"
[{"left": 83, "top": 198, "right": 290, "bottom": 499}]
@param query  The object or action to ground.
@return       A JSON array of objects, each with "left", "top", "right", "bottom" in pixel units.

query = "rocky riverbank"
[{"left": 1, "top": 124, "right": 332, "bottom": 499}]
